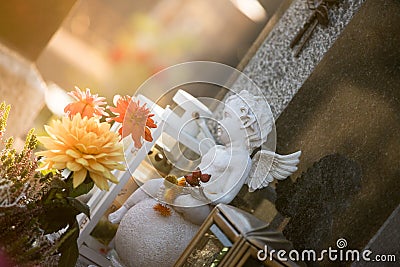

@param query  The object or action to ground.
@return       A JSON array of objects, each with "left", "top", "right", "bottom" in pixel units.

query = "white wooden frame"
[{"left": 77, "top": 91, "right": 214, "bottom": 266}]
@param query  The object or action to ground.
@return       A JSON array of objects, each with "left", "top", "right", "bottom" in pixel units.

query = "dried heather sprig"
[
  {"left": 0, "top": 102, "right": 10, "bottom": 142},
  {"left": 0, "top": 114, "right": 44, "bottom": 207},
  {"left": 0, "top": 103, "right": 57, "bottom": 266}
]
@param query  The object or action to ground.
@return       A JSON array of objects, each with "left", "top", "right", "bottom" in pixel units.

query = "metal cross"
[{"left": 290, "top": 0, "right": 339, "bottom": 57}]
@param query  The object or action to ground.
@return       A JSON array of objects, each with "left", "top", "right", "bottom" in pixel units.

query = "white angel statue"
[{"left": 108, "top": 90, "right": 301, "bottom": 267}]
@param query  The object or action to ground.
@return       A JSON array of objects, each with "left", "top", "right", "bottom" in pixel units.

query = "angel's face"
[{"left": 217, "top": 104, "right": 247, "bottom": 145}]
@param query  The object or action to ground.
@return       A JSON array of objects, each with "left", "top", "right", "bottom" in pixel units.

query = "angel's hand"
[
  {"left": 189, "top": 187, "right": 211, "bottom": 203},
  {"left": 108, "top": 206, "right": 128, "bottom": 224}
]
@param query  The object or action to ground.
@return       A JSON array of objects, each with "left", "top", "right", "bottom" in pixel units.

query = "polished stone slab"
[
  {"left": 229, "top": 0, "right": 366, "bottom": 219},
  {"left": 229, "top": 1, "right": 400, "bottom": 265},
  {"left": 274, "top": 0, "right": 400, "bottom": 256},
  {"left": 352, "top": 204, "right": 400, "bottom": 266}
]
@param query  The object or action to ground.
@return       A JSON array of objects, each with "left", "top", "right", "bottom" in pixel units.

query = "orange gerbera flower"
[
  {"left": 108, "top": 95, "right": 157, "bottom": 149},
  {"left": 64, "top": 87, "right": 108, "bottom": 119}
]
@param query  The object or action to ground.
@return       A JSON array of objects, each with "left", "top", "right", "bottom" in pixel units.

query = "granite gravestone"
[
  {"left": 274, "top": 0, "right": 400, "bottom": 264},
  {"left": 228, "top": 0, "right": 399, "bottom": 265},
  {"left": 275, "top": 154, "right": 362, "bottom": 266}
]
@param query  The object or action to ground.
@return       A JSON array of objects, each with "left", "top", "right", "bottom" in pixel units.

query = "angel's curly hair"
[{"left": 225, "top": 90, "right": 274, "bottom": 150}]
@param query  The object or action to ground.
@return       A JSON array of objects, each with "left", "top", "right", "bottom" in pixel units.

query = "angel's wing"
[{"left": 246, "top": 150, "right": 301, "bottom": 192}]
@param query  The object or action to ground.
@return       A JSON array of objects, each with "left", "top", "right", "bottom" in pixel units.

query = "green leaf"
[
  {"left": 41, "top": 188, "right": 59, "bottom": 205},
  {"left": 42, "top": 190, "right": 68, "bottom": 206},
  {"left": 42, "top": 178, "right": 69, "bottom": 204},
  {"left": 39, "top": 178, "right": 90, "bottom": 234},
  {"left": 66, "top": 174, "right": 94, "bottom": 198},
  {"left": 39, "top": 205, "right": 77, "bottom": 234},
  {"left": 68, "top": 180, "right": 94, "bottom": 197},
  {"left": 50, "top": 177, "right": 68, "bottom": 190},
  {"left": 67, "top": 197, "right": 90, "bottom": 218},
  {"left": 58, "top": 221, "right": 79, "bottom": 267}
]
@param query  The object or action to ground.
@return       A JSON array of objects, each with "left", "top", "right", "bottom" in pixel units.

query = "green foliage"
[
  {"left": 58, "top": 221, "right": 80, "bottom": 267},
  {"left": 67, "top": 197, "right": 90, "bottom": 218},
  {"left": 0, "top": 202, "right": 57, "bottom": 266},
  {"left": 40, "top": 177, "right": 90, "bottom": 234},
  {"left": 67, "top": 173, "right": 95, "bottom": 198},
  {"left": 0, "top": 103, "right": 90, "bottom": 267}
]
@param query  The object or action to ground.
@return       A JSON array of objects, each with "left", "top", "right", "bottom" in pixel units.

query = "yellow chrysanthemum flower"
[{"left": 37, "top": 114, "right": 125, "bottom": 190}]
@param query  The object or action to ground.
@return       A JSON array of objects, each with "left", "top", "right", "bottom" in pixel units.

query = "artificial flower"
[
  {"left": 153, "top": 203, "right": 171, "bottom": 217},
  {"left": 64, "top": 87, "right": 108, "bottom": 119},
  {"left": 36, "top": 114, "right": 125, "bottom": 190},
  {"left": 163, "top": 175, "right": 186, "bottom": 187},
  {"left": 162, "top": 175, "right": 187, "bottom": 203},
  {"left": 177, "top": 177, "right": 187, "bottom": 186},
  {"left": 164, "top": 174, "right": 178, "bottom": 186},
  {"left": 108, "top": 95, "right": 157, "bottom": 148},
  {"left": 184, "top": 169, "right": 211, "bottom": 187}
]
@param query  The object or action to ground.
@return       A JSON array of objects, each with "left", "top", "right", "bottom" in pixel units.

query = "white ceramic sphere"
[{"left": 115, "top": 198, "right": 199, "bottom": 267}]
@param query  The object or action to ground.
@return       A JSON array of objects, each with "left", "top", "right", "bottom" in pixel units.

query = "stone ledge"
[{"left": 224, "top": 0, "right": 366, "bottom": 118}]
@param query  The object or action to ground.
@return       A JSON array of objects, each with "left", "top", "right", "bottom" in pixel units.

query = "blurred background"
[
  {"left": 0, "top": 1, "right": 286, "bottom": 257},
  {"left": 0, "top": 0, "right": 283, "bottom": 140}
]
